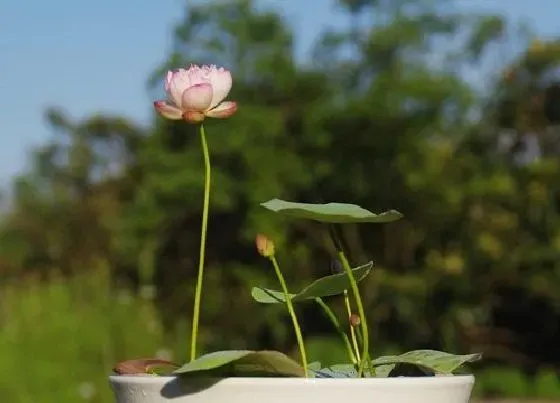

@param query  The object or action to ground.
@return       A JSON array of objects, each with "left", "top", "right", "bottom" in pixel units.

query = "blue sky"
[{"left": 0, "top": 0, "right": 558, "bottom": 189}]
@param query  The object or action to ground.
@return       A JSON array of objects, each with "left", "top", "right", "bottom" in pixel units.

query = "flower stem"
[
  {"left": 337, "top": 250, "right": 369, "bottom": 377},
  {"left": 328, "top": 224, "right": 370, "bottom": 377},
  {"left": 314, "top": 297, "right": 357, "bottom": 366},
  {"left": 343, "top": 290, "right": 361, "bottom": 362},
  {"left": 190, "top": 124, "right": 211, "bottom": 362},
  {"left": 270, "top": 255, "right": 309, "bottom": 377},
  {"left": 354, "top": 326, "right": 374, "bottom": 375},
  {"left": 355, "top": 322, "right": 363, "bottom": 347}
]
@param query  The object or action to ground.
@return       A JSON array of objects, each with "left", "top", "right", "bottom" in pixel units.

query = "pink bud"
[{"left": 256, "top": 234, "right": 275, "bottom": 257}]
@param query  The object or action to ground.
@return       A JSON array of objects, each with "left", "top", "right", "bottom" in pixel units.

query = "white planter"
[{"left": 109, "top": 375, "right": 475, "bottom": 403}]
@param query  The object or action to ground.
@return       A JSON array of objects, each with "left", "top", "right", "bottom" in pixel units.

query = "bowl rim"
[{"left": 109, "top": 374, "right": 475, "bottom": 386}]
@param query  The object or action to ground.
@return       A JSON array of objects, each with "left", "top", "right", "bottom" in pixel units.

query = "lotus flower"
[{"left": 154, "top": 64, "right": 237, "bottom": 123}]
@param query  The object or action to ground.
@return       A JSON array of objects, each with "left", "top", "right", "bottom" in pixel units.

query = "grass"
[{"left": 0, "top": 266, "right": 184, "bottom": 403}]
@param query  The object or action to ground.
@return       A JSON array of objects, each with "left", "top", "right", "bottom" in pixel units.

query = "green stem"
[
  {"left": 337, "top": 251, "right": 369, "bottom": 377},
  {"left": 190, "top": 124, "right": 211, "bottom": 362},
  {"left": 314, "top": 297, "right": 357, "bottom": 366},
  {"left": 328, "top": 224, "right": 371, "bottom": 376},
  {"left": 343, "top": 290, "right": 361, "bottom": 362},
  {"left": 355, "top": 322, "right": 363, "bottom": 347},
  {"left": 270, "top": 256, "right": 309, "bottom": 377},
  {"left": 354, "top": 324, "right": 373, "bottom": 375}
]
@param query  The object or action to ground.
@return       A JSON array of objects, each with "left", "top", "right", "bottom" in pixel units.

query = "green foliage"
[
  {"left": 533, "top": 368, "right": 560, "bottom": 399},
  {"left": 473, "top": 366, "right": 560, "bottom": 399},
  {"left": 1, "top": 0, "right": 560, "bottom": 399},
  {"left": 173, "top": 348, "right": 479, "bottom": 378},
  {"left": 310, "top": 350, "right": 480, "bottom": 378},
  {"left": 474, "top": 366, "right": 532, "bottom": 398},
  {"left": 0, "top": 268, "right": 181, "bottom": 402},
  {"left": 467, "top": 16, "right": 505, "bottom": 58},
  {"left": 251, "top": 261, "right": 373, "bottom": 303}
]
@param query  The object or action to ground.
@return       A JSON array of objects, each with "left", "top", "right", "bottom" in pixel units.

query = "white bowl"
[{"left": 109, "top": 374, "right": 475, "bottom": 403}]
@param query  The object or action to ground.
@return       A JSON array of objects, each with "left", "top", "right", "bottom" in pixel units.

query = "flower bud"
[
  {"left": 349, "top": 313, "right": 361, "bottom": 328},
  {"left": 256, "top": 233, "right": 275, "bottom": 257}
]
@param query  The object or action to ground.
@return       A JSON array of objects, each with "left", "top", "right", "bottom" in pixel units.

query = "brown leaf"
[{"left": 113, "top": 358, "right": 179, "bottom": 375}]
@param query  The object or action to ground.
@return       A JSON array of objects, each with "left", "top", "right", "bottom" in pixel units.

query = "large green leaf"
[
  {"left": 173, "top": 350, "right": 305, "bottom": 377},
  {"left": 371, "top": 350, "right": 482, "bottom": 374},
  {"left": 260, "top": 199, "right": 403, "bottom": 224},
  {"left": 251, "top": 261, "right": 373, "bottom": 304}
]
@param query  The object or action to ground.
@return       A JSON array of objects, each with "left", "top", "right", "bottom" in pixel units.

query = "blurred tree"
[
  {"left": 0, "top": 0, "right": 559, "bottom": 375},
  {"left": 0, "top": 108, "right": 144, "bottom": 278}
]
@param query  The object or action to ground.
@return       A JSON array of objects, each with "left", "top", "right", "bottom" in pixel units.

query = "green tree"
[{"left": 1, "top": 0, "right": 559, "bottom": 378}]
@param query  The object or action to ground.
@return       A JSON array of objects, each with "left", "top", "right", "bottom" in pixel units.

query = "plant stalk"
[
  {"left": 190, "top": 124, "right": 211, "bottom": 362},
  {"left": 354, "top": 322, "right": 374, "bottom": 375},
  {"left": 337, "top": 250, "right": 369, "bottom": 376},
  {"left": 329, "top": 224, "right": 370, "bottom": 377},
  {"left": 270, "top": 255, "right": 309, "bottom": 377},
  {"left": 343, "top": 290, "right": 361, "bottom": 362}
]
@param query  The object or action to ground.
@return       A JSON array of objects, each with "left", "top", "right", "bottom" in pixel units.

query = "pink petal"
[
  {"left": 166, "top": 69, "right": 191, "bottom": 107},
  {"left": 205, "top": 101, "right": 237, "bottom": 119},
  {"left": 164, "top": 71, "right": 174, "bottom": 92},
  {"left": 153, "top": 101, "right": 183, "bottom": 120},
  {"left": 183, "top": 110, "right": 206, "bottom": 123},
  {"left": 208, "top": 68, "right": 233, "bottom": 109},
  {"left": 185, "top": 65, "right": 210, "bottom": 86},
  {"left": 181, "top": 83, "right": 213, "bottom": 111}
]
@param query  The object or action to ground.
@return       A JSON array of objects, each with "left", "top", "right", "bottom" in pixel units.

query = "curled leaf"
[
  {"left": 261, "top": 199, "right": 403, "bottom": 224},
  {"left": 371, "top": 350, "right": 482, "bottom": 374},
  {"left": 113, "top": 359, "right": 179, "bottom": 375},
  {"left": 173, "top": 350, "right": 305, "bottom": 377}
]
